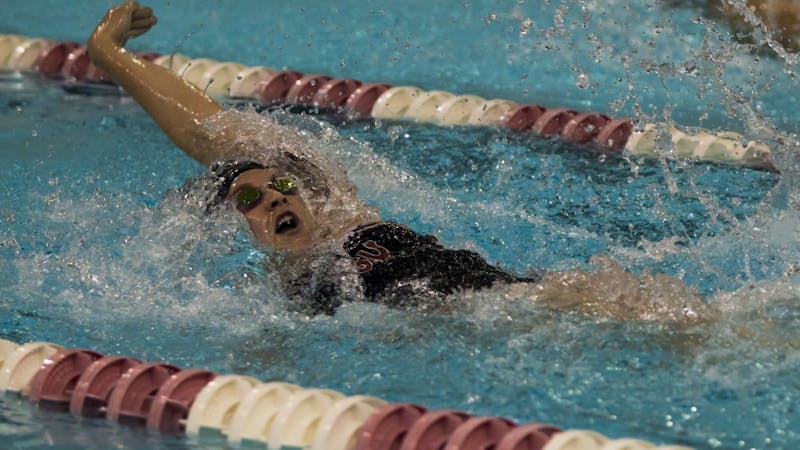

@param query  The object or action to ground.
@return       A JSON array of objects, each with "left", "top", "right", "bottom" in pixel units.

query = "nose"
[{"left": 263, "top": 191, "right": 289, "bottom": 210}]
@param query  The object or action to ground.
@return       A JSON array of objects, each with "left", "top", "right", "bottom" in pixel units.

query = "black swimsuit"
[
  {"left": 341, "top": 222, "right": 539, "bottom": 306},
  {"left": 286, "top": 222, "right": 539, "bottom": 315}
]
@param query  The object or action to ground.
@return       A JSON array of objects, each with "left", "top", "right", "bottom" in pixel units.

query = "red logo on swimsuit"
[{"left": 353, "top": 240, "right": 391, "bottom": 273}]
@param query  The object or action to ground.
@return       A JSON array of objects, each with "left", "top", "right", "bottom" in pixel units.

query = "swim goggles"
[{"left": 234, "top": 176, "right": 298, "bottom": 212}]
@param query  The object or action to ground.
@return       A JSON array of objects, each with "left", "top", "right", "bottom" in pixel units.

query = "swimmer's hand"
[{"left": 89, "top": 1, "right": 157, "bottom": 50}]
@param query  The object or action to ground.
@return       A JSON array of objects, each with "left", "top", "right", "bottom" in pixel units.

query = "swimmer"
[{"left": 87, "top": 1, "right": 714, "bottom": 321}]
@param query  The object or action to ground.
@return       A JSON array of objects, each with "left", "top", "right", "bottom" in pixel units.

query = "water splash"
[{"left": 3, "top": 1, "right": 800, "bottom": 448}]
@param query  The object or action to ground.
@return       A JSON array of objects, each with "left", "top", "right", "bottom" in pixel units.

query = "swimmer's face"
[{"left": 226, "top": 168, "right": 316, "bottom": 250}]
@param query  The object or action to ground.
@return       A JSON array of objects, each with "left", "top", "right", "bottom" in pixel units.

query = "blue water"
[{"left": 2, "top": 0, "right": 800, "bottom": 449}]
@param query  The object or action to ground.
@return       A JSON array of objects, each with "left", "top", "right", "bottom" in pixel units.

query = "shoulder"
[{"left": 343, "top": 221, "right": 439, "bottom": 254}]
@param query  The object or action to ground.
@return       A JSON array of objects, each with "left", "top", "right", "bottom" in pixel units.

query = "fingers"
[
  {"left": 129, "top": 5, "right": 157, "bottom": 38},
  {"left": 128, "top": 27, "right": 152, "bottom": 38},
  {"left": 129, "top": 19, "right": 157, "bottom": 38},
  {"left": 131, "top": 15, "right": 157, "bottom": 30},
  {"left": 117, "top": 0, "right": 140, "bottom": 14},
  {"left": 131, "top": 5, "right": 153, "bottom": 20}
]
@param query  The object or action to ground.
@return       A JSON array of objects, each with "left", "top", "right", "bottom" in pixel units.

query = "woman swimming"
[{"left": 88, "top": 1, "right": 714, "bottom": 321}]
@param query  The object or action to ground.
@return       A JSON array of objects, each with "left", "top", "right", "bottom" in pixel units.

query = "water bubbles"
[
  {"left": 465, "top": 393, "right": 481, "bottom": 404},
  {"left": 0, "top": 238, "right": 18, "bottom": 248},
  {"left": 576, "top": 71, "right": 591, "bottom": 89},
  {"left": 609, "top": 96, "right": 628, "bottom": 113},
  {"left": 519, "top": 17, "right": 533, "bottom": 37},
  {"left": 679, "top": 64, "right": 697, "bottom": 76},
  {"left": 387, "top": 125, "right": 403, "bottom": 142},
  {"left": 553, "top": 5, "right": 569, "bottom": 35},
  {"left": 99, "top": 116, "right": 118, "bottom": 129}
]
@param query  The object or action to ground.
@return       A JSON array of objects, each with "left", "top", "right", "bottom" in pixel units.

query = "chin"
[{"left": 274, "top": 234, "right": 313, "bottom": 250}]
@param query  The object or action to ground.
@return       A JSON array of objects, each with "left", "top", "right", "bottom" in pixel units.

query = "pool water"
[{"left": 2, "top": 0, "right": 800, "bottom": 449}]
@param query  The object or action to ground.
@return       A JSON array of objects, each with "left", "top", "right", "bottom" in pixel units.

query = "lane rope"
[
  {"left": 0, "top": 34, "right": 778, "bottom": 172},
  {"left": 0, "top": 338, "right": 694, "bottom": 449}
]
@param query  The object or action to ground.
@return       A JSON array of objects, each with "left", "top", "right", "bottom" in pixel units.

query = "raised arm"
[{"left": 87, "top": 1, "right": 226, "bottom": 166}]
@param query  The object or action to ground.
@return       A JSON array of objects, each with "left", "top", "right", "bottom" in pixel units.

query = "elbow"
[{"left": 86, "top": 33, "right": 115, "bottom": 72}]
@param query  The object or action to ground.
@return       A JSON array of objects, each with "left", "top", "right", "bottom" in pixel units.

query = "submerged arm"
[
  {"left": 87, "top": 1, "right": 227, "bottom": 166},
  {"left": 529, "top": 255, "right": 718, "bottom": 323}
]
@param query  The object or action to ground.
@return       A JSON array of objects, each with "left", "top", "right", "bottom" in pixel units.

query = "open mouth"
[{"left": 275, "top": 212, "right": 299, "bottom": 235}]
